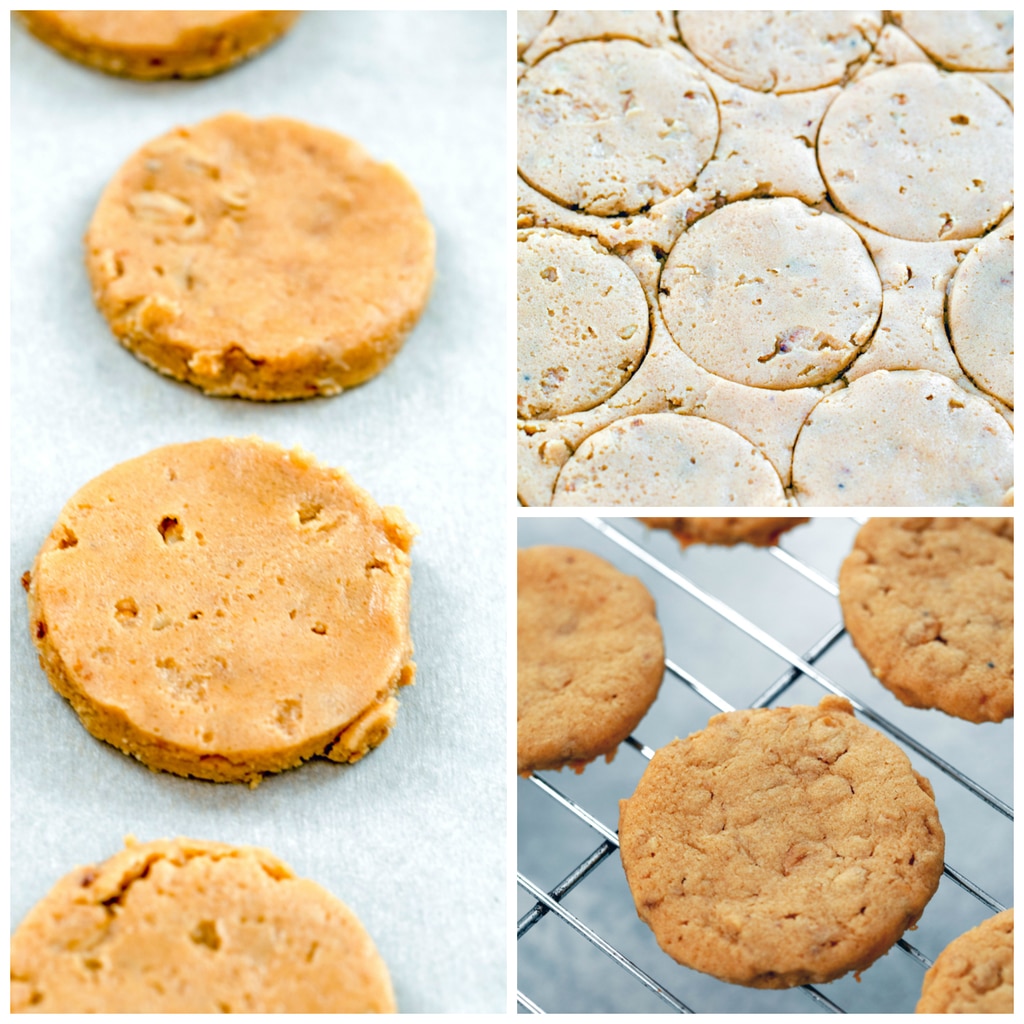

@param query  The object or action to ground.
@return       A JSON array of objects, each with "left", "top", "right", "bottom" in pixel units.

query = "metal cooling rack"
[{"left": 516, "top": 516, "right": 1013, "bottom": 1014}]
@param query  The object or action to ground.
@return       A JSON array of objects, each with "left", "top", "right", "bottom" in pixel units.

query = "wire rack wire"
[{"left": 516, "top": 516, "right": 1013, "bottom": 1014}]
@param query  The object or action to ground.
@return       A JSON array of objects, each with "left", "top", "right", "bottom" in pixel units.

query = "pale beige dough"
[
  {"left": 948, "top": 223, "right": 1014, "bottom": 408},
  {"left": 677, "top": 11, "right": 881, "bottom": 93},
  {"left": 659, "top": 197, "right": 881, "bottom": 389},
  {"left": 818, "top": 62, "right": 1014, "bottom": 242},
  {"left": 792, "top": 370, "right": 1014, "bottom": 506},
  {"left": 521, "top": 10, "right": 675, "bottom": 65},
  {"left": 517, "top": 10, "right": 553, "bottom": 59},
  {"left": 552, "top": 413, "right": 788, "bottom": 506},
  {"left": 518, "top": 229, "right": 648, "bottom": 418},
  {"left": 892, "top": 11, "right": 1014, "bottom": 72},
  {"left": 517, "top": 39, "right": 718, "bottom": 216}
]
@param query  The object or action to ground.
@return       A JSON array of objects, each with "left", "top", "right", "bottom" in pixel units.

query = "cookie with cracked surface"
[
  {"left": 640, "top": 517, "right": 808, "bottom": 548},
  {"left": 838, "top": 517, "right": 1013, "bottom": 723},
  {"left": 10, "top": 837, "right": 395, "bottom": 1013},
  {"left": 86, "top": 113, "right": 435, "bottom": 400},
  {"left": 916, "top": 907, "right": 1013, "bottom": 1013},
  {"left": 25, "top": 437, "right": 416, "bottom": 784},
  {"left": 619, "top": 696, "right": 945, "bottom": 988},
  {"left": 518, "top": 546, "right": 664, "bottom": 774},
  {"left": 16, "top": 11, "right": 300, "bottom": 79}
]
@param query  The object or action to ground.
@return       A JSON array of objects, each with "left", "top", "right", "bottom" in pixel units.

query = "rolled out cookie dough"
[
  {"left": 892, "top": 11, "right": 1014, "bottom": 72},
  {"left": 791, "top": 370, "right": 1014, "bottom": 506},
  {"left": 552, "top": 413, "right": 789, "bottom": 506},
  {"left": 25, "top": 437, "right": 416, "bottom": 784},
  {"left": 86, "top": 113, "right": 435, "bottom": 400},
  {"left": 659, "top": 197, "right": 881, "bottom": 389}
]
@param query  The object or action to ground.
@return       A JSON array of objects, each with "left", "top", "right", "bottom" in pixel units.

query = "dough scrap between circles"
[
  {"left": 619, "top": 696, "right": 945, "bottom": 988},
  {"left": 838, "top": 517, "right": 1013, "bottom": 724},
  {"left": 892, "top": 11, "right": 1014, "bottom": 72},
  {"left": 86, "top": 113, "right": 435, "bottom": 400},
  {"left": 16, "top": 10, "right": 300, "bottom": 79},
  {"left": 518, "top": 545, "right": 664, "bottom": 774},
  {"left": 10, "top": 837, "right": 395, "bottom": 1013},
  {"left": 25, "top": 437, "right": 416, "bottom": 784}
]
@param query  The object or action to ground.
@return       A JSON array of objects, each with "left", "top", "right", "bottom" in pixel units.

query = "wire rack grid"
[{"left": 516, "top": 516, "right": 1013, "bottom": 1014}]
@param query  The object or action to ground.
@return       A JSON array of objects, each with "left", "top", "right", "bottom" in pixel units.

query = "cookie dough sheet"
[{"left": 11, "top": 12, "right": 505, "bottom": 1013}]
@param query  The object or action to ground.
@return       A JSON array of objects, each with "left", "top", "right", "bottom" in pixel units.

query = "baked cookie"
[
  {"left": 25, "top": 437, "right": 416, "bottom": 784},
  {"left": 838, "top": 517, "right": 1013, "bottom": 724},
  {"left": 10, "top": 837, "right": 395, "bottom": 1013},
  {"left": 518, "top": 546, "right": 664, "bottom": 774},
  {"left": 86, "top": 113, "right": 435, "bottom": 400},
  {"left": 619, "top": 696, "right": 945, "bottom": 988},
  {"left": 916, "top": 908, "right": 1013, "bottom": 1013},
  {"left": 641, "top": 517, "right": 808, "bottom": 548},
  {"left": 17, "top": 11, "right": 300, "bottom": 79}
]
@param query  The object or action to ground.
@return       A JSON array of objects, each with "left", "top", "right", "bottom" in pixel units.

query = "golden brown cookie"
[
  {"left": 838, "top": 518, "right": 1013, "bottom": 724},
  {"left": 640, "top": 517, "right": 808, "bottom": 548},
  {"left": 86, "top": 113, "right": 435, "bottom": 400},
  {"left": 26, "top": 437, "right": 416, "bottom": 784},
  {"left": 10, "top": 837, "right": 395, "bottom": 1013},
  {"left": 518, "top": 546, "right": 664, "bottom": 775},
  {"left": 17, "top": 11, "right": 300, "bottom": 79},
  {"left": 916, "top": 907, "right": 1013, "bottom": 1013},
  {"left": 619, "top": 696, "right": 945, "bottom": 989}
]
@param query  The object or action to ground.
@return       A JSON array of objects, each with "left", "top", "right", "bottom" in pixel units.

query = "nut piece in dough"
[
  {"left": 86, "top": 113, "right": 435, "bottom": 400},
  {"left": 10, "top": 837, "right": 396, "bottom": 1013},
  {"left": 641, "top": 517, "right": 808, "bottom": 548},
  {"left": 892, "top": 11, "right": 1014, "bottom": 72},
  {"left": 839, "top": 517, "right": 1013, "bottom": 724},
  {"left": 518, "top": 545, "right": 664, "bottom": 774},
  {"left": 619, "top": 696, "right": 945, "bottom": 988},
  {"left": 26, "top": 437, "right": 416, "bottom": 784}
]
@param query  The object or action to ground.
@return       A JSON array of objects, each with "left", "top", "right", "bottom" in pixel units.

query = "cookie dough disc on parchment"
[
  {"left": 619, "top": 696, "right": 945, "bottom": 988},
  {"left": 818, "top": 62, "right": 1014, "bottom": 242},
  {"left": 518, "top": 230, "right": 649, "bottom": 418},
  {"left": 892, "top": 11, "right": 1014, "bottom": 72},
  {"left": 10, "top": 837, "right": 396, "bottom": 1013},
  {"left": 676, "top": 11, "right": 882, "bottom": 93},
  {"left": 517, "top": 39, "right": 718, "bottom": 216},
  {"left": 839, "top": 517, "right": 1013, "bottom": 724},
  {"left": 25, "top": 437, "right": 416, "bottom": 785},
  {"left": 552, "top": 413, "right": 789, "bottom": 507},
  {"left": 86, "top": 113, "right": 435, "bottom": 400},
  {"left": 791, "top": 370, "right": 1014, "bottom": 507},
  {"left": 16, "top": 10, "right": 300, "bottom": 79},
  {"left": 659, "top": 198, "right": 881, "bottom": 389},
  {"left": 518, "top": 545, "right": 664, "bottom": 775}
]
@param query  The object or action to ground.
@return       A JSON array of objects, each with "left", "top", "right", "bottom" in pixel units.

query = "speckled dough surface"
[
  {"left": 641, "top": 517, "right": 809, "bottom": 548},
  {"left": 916, "top": 907, "right": 1013, "bottom": 1013},
  {"left": 26, "top": 437, "right": 416, "bottom": 784},
  {"left": 619, "top": 696, "right": 945, "bottom": 989},
  {"left": 10, "top": 837, "right": 395, "bottom": 1013},
  {"left": 893, "top": 11, "right": 1014, "bottom": 72},
  {"left": 518, "top": 546, "right": 664, "bottom": 774},
  {"left": 16, "top": 10, "right": 300, "bottom": 79},
  {"left": 86, "top": 113, "right": 435, "bottom": 400},
  {"left": 839, "top": 517, "right": 1013, "bottom": 724}
]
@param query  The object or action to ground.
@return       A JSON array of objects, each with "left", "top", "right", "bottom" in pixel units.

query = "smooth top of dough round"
[
  {"left": 518, "top": 39, "right": 718, "bottom": 216},
  {"left": 677, "top": 11, "right": 882, "bottom": 93},
  {"left": 818, "top": 62, "right": 1014, "bottom": 242},
  {"left": 660, "top": 198, "right": 881, "bottom": 389},
  {"left": 518, "top": 229, "right": 648, "bottom": 418},
  {"left": 552, "top": 413, "right": 788, "bottom": 506},
  {"left": 893, "top": 11, "right": 1014, "bottom": 72}
]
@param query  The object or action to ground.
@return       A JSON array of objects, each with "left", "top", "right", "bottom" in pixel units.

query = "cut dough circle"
[{"left": 892, "top": 11, "right": 1014, "bottom": 72}]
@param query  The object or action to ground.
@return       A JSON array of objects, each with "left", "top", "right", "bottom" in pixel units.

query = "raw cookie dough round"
[
  {"left": 518, "top": 545, "right": 664, "bottom": 774},
  {"left": 641, "top": 517, "right": 808, "bottom": 548},
  {"left": 839, "top": 517, "right": 1013, "bottom": 724},
  {"left": 17, "top": 11, "right": 300, "bottom": 79},
  {"left": 791, "top": 370, "right": 1014, "bottom": 506},
  {"left": 552, "top": 413, "right": 788, "bottom": 506},
  {"left": 818, "top": 62, "right": 1014, "bottom": 242},
  {"left": 619, "top": 696, "right": 945, "bottom": 989},
  {"left": 518, "top": 230, "right": 649, "bottom": 418},
  {"left": 948, "top": 226, "right": 1014, "bottom": 407},
  {"left": 893, "top": 11, "right": 1014, "bottom": 72},
  {"left": 517, "top": 39, "right": 718, "bottom": 216},
  {"left": 25, "top": 437, "right": 416, "bottom": 784},
  {"left": 676, "top": 11, "right": 881, "bottom": 93},
  {"left": 916, "top": 908, "right": 1014, "bottom": 1013},
  {"left": 10, "top": 837, "right": 395, "bottom": 1013},
  {"left": 86, "top": 113, "right": 435, "bottom": 400},
  {"left": 659, "top": 198, "right": 881, "bottom": 389}
]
